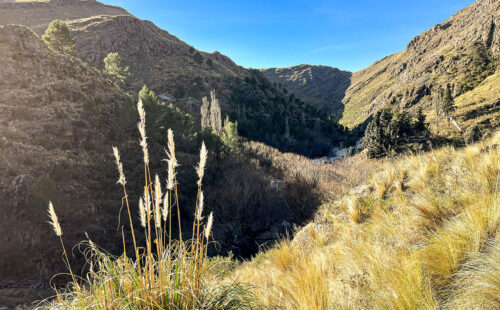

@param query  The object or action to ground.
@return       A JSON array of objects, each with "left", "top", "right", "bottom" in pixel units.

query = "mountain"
[
  {"left": 260, "top": 65, "right": 352, "bottom": 118},
  {"left": 0, "top": 0, "right": 348, "bottom": 157},
  {"left": 339, "top": 0, "right": 500, "bottom": 135},
  {"left": 0, "top": 24, "right": 339, "bottom": 300},
  {"left": 0, "top": 0, "right": 129, "bottom": 33},
  {"left": 260, "top": 0, "right": 499, "bottom": 140},
  {"left": 0, "top": 24, "right": 133, "bottom": 281}
]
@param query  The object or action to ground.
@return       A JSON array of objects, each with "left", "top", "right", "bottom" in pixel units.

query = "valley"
[{"left": 0, "top": 0, "right": 499, "bottom": 308}]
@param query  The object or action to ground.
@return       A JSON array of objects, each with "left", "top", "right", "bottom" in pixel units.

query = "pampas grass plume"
[{"left": 48, "top": 201, "right": 62, "bottom": 236}]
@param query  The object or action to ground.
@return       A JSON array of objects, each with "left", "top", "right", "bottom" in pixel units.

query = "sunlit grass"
[{"left": 233, "top": 131, "right": 500, "bottom": 309}]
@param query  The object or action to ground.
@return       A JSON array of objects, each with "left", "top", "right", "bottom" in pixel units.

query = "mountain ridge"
[
  {"left": 261, "top": 0, "right": 499, "bottom": 139},
  {"left": 0, "top": 0, "right": 129, "bottom": 34},
  {"left": 260, "top": 64, "right": 352, "bottom": 118},
  {"left": 339, "top": 0, "right": 500, "bottom": 132}
]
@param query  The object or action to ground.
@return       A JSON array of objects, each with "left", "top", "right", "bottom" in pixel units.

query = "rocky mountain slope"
[
  {"left": 260, "top": 65, "right": 352, "bottom": 117},
  {"left": 339, "top": 0, "right": 500, "bottom": 133},
  {"left": 0, "top": 0, "right": 129, "bottom": 34},
  {"left": 0, "top": 24, "right": 133, "bottom": 283},
  {"left": 260, "top": 0, "right": 499, "bottom": 139},
  {"left": 0, "top": 0, "right": 347, "bottom": 156},
  {"left": 66, "top": 14, "right": 349, "bottom": 155},
  {"left": 0, "top": 25, "right": 343, "bottom": 303}
]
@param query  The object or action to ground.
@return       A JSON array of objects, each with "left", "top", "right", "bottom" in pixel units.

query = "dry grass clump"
[
  {"left": 232, "top": 131, "right": 500, "bottom": 309},
  {"left": 39, "top": 100, "right": 257, "bottom": 309}
]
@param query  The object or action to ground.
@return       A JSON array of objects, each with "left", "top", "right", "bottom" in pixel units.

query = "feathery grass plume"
[
  {"left": 162, "top": 192, "right": 169, "bottom": 222},
  {"left": 205, "top": 212, "right": 213, "bottom": 240},
  {"left": 137, "top": 99, "right": 149, "bottom": 165},
  {"left": 154, "top": 174, "right": 162, "bottom": 228},
  {"left": 112, "top": 146, "right": 126, "bottom": 185},
  {"left": 48, "top": 201, "right": 62, "bottom": 236},
  {"left": 42, "top": 104, "right": 258, "bottom": 309},
  {"left": 197, "top": 191, "right": 204, "bottom": 221},
  {"left": 167, "top": 129, "right": 177, "bottom": 168},
  {"left": 138, "top": 197, "right": 146, "bottom": 228},
  {"left": 47, "top": 202, "right": 81, "bottom": 293},
  {"left": 166, "top": 159, "right": 175, "bottom": 190},
  {"left": 196, "top": 142, "right": 208, "bottom": 186}
]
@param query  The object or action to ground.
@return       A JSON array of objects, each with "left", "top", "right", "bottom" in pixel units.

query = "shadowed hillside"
[
  {"left": 0, "top": 24, "right": 133, "bottom": 282},
  {"left": 261, "top": 65, "right": 352, "bottom": 118}
]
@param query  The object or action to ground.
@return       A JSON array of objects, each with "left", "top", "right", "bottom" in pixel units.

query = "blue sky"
[{"left": 103, "top": 0, "right": 474, "bottom": 72}]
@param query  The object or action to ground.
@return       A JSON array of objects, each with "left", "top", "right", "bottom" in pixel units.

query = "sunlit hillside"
[{"left": 233, "top": 131, "right": 500, "bottom": 309}]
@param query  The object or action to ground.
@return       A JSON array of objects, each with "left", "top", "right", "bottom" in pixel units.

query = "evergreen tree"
[
  {"left": 138, "top": 85, "right": 196, "bottom": 151},
  {"left": 138, "top": 85, "right": 163, "bottom": 132},
  {"left": 388, "top": 110, "right": 411, "bottom": 145},
  {"left": 103, "top": 52, "right": 130, "bottom": 84},
  {"left": 364, "top": 109, "right": 392, "bottom": 158},
  {"left": 364, "top": 108, "right": 418, "bottom": 158},
  {"left": 442, "top": 84, "right": 456, "bottom": 118},
  {"left": 42, "top": 20, "right": 76, "bottom": 56},
  {"left": 415, "top": 107, "right": 427, "bottom": 135},
  {"left": 173, "top": 86, "right": 186, "bottom": 99}
]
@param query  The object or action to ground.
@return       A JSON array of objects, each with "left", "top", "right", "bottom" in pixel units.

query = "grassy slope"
[
  {"left": 339, "top": 0, "right": 500, "bottom": 132},
  {"left": 232, "top": 131, "right": 500, "bottom": 309},
  {"left": 455, "top": 69, "right": 500, "bottom": 133}
]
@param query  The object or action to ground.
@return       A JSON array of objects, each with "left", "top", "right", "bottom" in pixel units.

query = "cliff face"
[
  {"left": 0, "top": 24, "right": 132, "bottom": 280},
  {"left": 340, "top": 0, "right": 500, "bottom": 130},
  {"left": 261, "top": 65, "right": 352, "bottom": 118}
]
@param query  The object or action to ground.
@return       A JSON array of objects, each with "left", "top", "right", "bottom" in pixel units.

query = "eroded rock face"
[{"left": 340, "top": 0, "right": 500, "bottom": 128}]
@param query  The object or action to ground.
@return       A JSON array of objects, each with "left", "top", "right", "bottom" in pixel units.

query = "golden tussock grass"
[{"left": 231, "top": 131, "right": 500, "bottom": 309}]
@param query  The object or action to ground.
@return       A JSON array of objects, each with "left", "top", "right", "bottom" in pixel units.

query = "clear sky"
[{"left": 102, "top": 0, "right": 474, "bottom": 72}]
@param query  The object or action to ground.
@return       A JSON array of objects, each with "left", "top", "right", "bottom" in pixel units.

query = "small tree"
[
  {"left": 415, "top": 107, "right": 427, "bottom": 135},
  {"left": 194, "top": 52, "right": 204, "bottom": 65},
  {"left": 173, "top": 85, "right": 186, "bottom": 99},
  {"left": 442, "top": 84, "right": 456, "bottom": 118},
  {"left": 364, "top": 109, "right": 392, "bottom": 158},
  {"left": 138, "top": 85, "right": 163, "bottom": 131},
  {"left": 103, "top": 52, "right": 130, "bottom": 84},
  {"left": 42, "top": 20, "right": 76, "bottom": 56}
]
